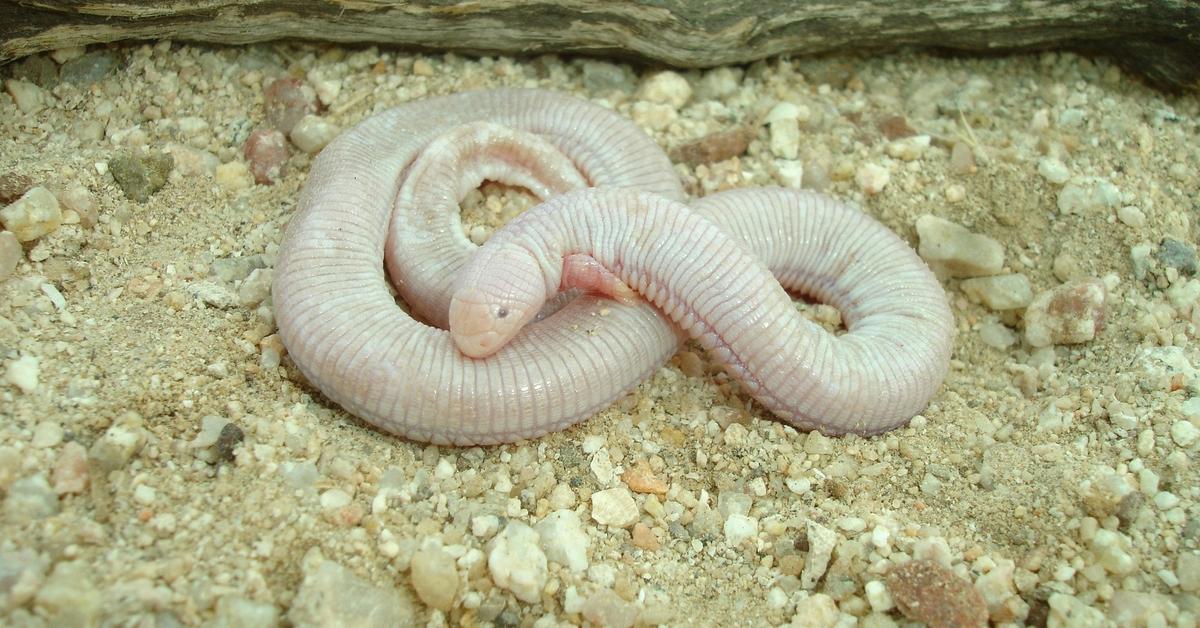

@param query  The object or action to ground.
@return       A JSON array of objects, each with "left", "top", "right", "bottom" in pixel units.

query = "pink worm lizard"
[{"left": 273, "top": 88, "right": 954, "bottom": 445}]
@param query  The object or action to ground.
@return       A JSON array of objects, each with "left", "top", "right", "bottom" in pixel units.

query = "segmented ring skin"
[
  {"left": 451, "top": 187, "right": 955, "bottom": 436},
  {"left": 273, "top": 88, "right": 955, "bottom": 445}
]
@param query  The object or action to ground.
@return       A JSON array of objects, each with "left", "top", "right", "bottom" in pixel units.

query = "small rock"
[
  {"left": 213, "top": 596, "right": 280, "bottom": 628},
  {"left": 791, "top": 593, "right": 840, "bottom": 626},
  {"left": 34, "top": 561, "right": 101, "bottom": 626},
  {"left": 1091, "top": 529, "right": 1136, "bottom": 574},
  {"left": 916, "top": 215, "right": 1005, "bottom": 278},
  {"left": 775, "top": 160, "right": 804, "bottom": 188},
  {"left": 3, "top": 474, "right": 59, "bottom": 521},
  {"left": 631, "top": 522, "right": 660, "bottom": 550},
  {"left": 12, "top": 54, "right": 58, "bottom": 86},
  {"left": 0, "top": 232, "right": 20, "bottom": 281},
  {"left": 290, "top": 115, "right": 340, "bottom": 154},
  {"left": 1037, "top": 157, "right": 1071, "bottom": 185},
  {"left": 89, "top": 423, "right": 146, "bottom": 472},
  {"left": 1158, "top": 238, "right": 1197, "bottom": 275},
  {"left": 1117, "top": 205, "right": 1146, "bottom": 229},
  {"left": 724, "top": 514, "right": 759, "bottom": 546},
  {"left": 950, "top": 142, "right": 977, "bottom": 175},
  {"left": 960, "top": 274, "right": 1033, "bottom": 310},
  {"left": 1171, "top": 420, "right": 1198, "bottom": 448},
  {"left": 855, "top": 163, "right": 890, "bottom": 195},
  {"left": 877, "top": 114, "right": 916, "bottom": 140},
  {"left": 978, "top": 321, "right": 1017, "bottom": 349},
  {"left": 536, "top": 509, "right": 589, "bottom": 572},
  {"left": 211, "top": 254, "right": 267, "bottom": 283},
  {"left": 801, "top": 520, "right": 836, "bottom": 590},
  {"left": 488, "top": 522, "right": 548, "bottom": 603},
  {"left": 4, "top": 79, "right": 48, "bottom": 114},
  {"left": 1023, "top": 278, "right": 1107, "bottom": 347},
  {"left": 581, "top": 61, "right": 634, "bottom": 94},
  {"left": 1, "top": 187, "right": 62, "bottom": 242},
  {"left": 885, "top": 135, "right": 931, "bottom": 161},
  {"left": 1178, "top": 552, "right": 1200, "bottom": 592},
  {"left": 1057, "top": 176, "right": 1120, "bottom": 215},
  {"left": 581, "top": 589, "right": 639, "bottom": 628},
  {"left": 639, "top": 71, "right": 691, "bottom": 108},
  {"left": 0, "top": 172, "right": 33, "bottom": 203},
  {"left": 885, "top": 559, "right": 987, "bottom": 628},
  {"left": 5, "top": 355, "right": 39, "bottom": 393},
  {"left": 215, "top": 161, "right": 254, "bottom": 192},
  {"left": 109, "top": 151, "right": 173, "bottom": 202},
  {"left": 410, "top": 546, "right": 458, "bottom": 611},
  {"left": 621, "top": 461, "right": 668, "bottom": 495},
  {"left": 244, "top": 128, "right": 289, "bottom": 185},
  {"left": 669, "top": 127, "right": 752, "bottom": 166},
  {"left": 216, "top": 423, "right": 245, "bottom": 461},
  {"left": 166, "top": 143, "right": 221, "bottom": 177},
  {"left": 51, "top": 442, "right": 89, "bottom": 495},
  {"left": 32, "top": 421, "right": 63, "bottom": 448},
  {"left": 766, "top": 102, "right": 804, "bottom": 160},
  {"left": 56, "top": 184, "right": 98, "bottom": 228},
  {"left": 591, "top": 487, "right": 639, "bottom": 528},
  {"left": 264, "top": 77, "right": 319, "bottom": 134},
  {"left": 288, "top": 560, "right": 415, "bottom": 628},
  {"left": 238, "top": 268, "right": 273, "bottom": 306},
  {"left": 59, "top": 51, "right": 118, "bottom": 86}
]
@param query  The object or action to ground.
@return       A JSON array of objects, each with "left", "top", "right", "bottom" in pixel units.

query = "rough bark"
[{"left": 1, "top": 1, "right": 1197, "bottom": 92}]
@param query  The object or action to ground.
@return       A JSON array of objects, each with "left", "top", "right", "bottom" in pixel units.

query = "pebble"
[
  {"left": 621, "top": 461, "right": 668, "bottom": 495},
  {"left": 864, "top": 580, "right": 894, "bottom": 612},
  {"left": 960, "top": 274, "right": 1033, "bottom": 310},
  {"left": 89, "top": 422, "right": 146, "bottom": 472},
  {"left": 885, "top": 560, "right": 987, "bottom": 627},
  {"left": 724, "top": 514, "right": 759, "bottom": 546},
  {"left": 775, "top": 160, "right": 804, "bottom": 188},
  {"left": 855, "top": 163, "right": 890, "bottom": 195},
  {"left": 34, "top": 561, "right": 101, "bottom": 626},
  {"left": 1171, "top": 420, "right": 1198, "bottom": 447},
  {"left": 1037, "top": 157, "right": 1071, "bottom": 185},
  {"left": 4, "top": 79, "right": 47, "bottom": 114},
  {"left": 581, "top": 589, "right": 639, "bottom": 628},
  {"left": 56, "top": 184, "right": 98, "bottom": 228},
  {"left": 0, "top": 172, "right": 33, "bottom": 203},
  {"left": 290, "top": 115, "right": 340, "bottom": 154},
  {"left": 978, "top": 321, "right": 1018, "bottom": 349},
  {"left": 791, "top": 593, "right": 839, "bottom": 626},
  {"left": 878, "top": 114, "right": 916, "bottom": 140},
  {"left": 632, "top": 522, "right": 661, "bottom": 550},
  {"left": 51, "top": 442, "right": 89, "bottom": 494},
  {"left": 950, "top": 142, "right": 977, "bottom": 175},
  {"left": 1, "top": 186, "right": 62, "bottom": 242},
  {"left": 32, "top": 421, "right": 63, "bottom": 448},
  {"left": 1057, "top": 176, "right": 1120, "bottom": 215},
  {"left": 3, "top": 474, "right": 59, "bottom": 521},
  {"left": 216, "top": 422, "right": 245, "bottom": 462},
  {"left": 5, "top": 355, "right": 39, "bottom": 393},
  {"left": 109, "top": 151, "right": 174, "bottom": 202},
  {"left": 215, "top": 161, "right": 254, "bottom": 192},
  {"left": 410, "top": 546, "right": 458, "bottom": 611},
  {"left": 238, "top": 268, "right": 273, "bottom": 306},
  {"left": 884, "top": 135, "right": 931, "bottom": 161},
  {"left": 213, "top": 596, "right": 280, "bottom": 628},
  {"left": 212, "top": 254, "right": 267, "bottom": 283},
  {"left": 244, "top": 128, "right": 289, "bottom": 185},
  {"left": 915, "top": 215, "right": 1004, "bottom": 277},
  {"left": 669, "top": 127, "right": 752, "bottom": 166},
  {"left": 288, "top": 560, "right": 415, "bottom": 627},
  {"left": 766, "top": 102, "right": 805, "bottom": 160},
  {"left": 1047, "top": 592, "right": 1105, "bottom": 626},
  {"left": 1158, "top": 238, "right": 1197, "bottom": 275},
  {"left": 166, "top": 143, "right": 220, "bottom": 177},
  {"left": 801, "top": 520, "right": 836, "bottom": 589},
  {"left": 1024, "top": 278, "right": 1107, "bottom": 347},
  {"left": 59, "top": 51, "right": 117, "bottom": 85},
  {"left": 264, "top": 77, "right": 319, "bottom": 135},
  {"left": 638, "top": 71, "right": 692, "bottom": 108},
  {"left": 1178, "top": 552, "right": 1200, "bottom": 592},
  {"left": 1091, "top": 529, "right": 1136, "bottom": 574},
  {"left": 1117, "top": 205, "right": 1146, "bottom": 228},
  {"left": 591, "top": 487, "right": 639, "bottom": 528},
  {"left": 536, "top": 509, "right": 589, "bottom": 572},
  {"left": 488, "top": 522, "right": 548, "bottom": 603},
  {"left": 581, "top": 61, "right": 634, "bottom": 94}
]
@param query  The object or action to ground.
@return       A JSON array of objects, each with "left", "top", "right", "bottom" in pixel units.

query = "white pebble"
[
  {"left": 0, "top": 231, "right": 20, "bottom": 281},
  {"left": 536, "top": 510, "right": 589, "bottom": 572},
  {"left": 855, "top": 163, "right": 890, "bottom": 195},
  {"left": 133, "top": 484, "right": 156, "bottom": 505},
  {"left": 865, "top": 580, "right": 894, "bottom": 612},
  {"left": 774, "top": 160, "right": 804, "bottom": 188},
  {"left": 1057, "top": 176, "right": 1120, "bottom": 215},
  {"left": 488, "top": 522, "right": 548, "bottom": 603},
  {"left": 1091, "top": 529, "right": 1136, "bottom": 574},
  {"left": 471, "top": 514, "right": 500, "bottom": 539},
  {"left": 766, "top": 102, "right": 803, "bottom": 160},
  {"left": 320, "top": 488, "right": 352, "bottom": 510},
  {"left": 32, "top": 421, "right": 63, "bottom": 448},
  {"left": 0, "top": 187, "right": 62, "bottom": 242},
  {"left": 590, "top": 487, "right": 638, "bottom": 528},
  {"left": 1037, "top": 157, "right": 1071, "bottom": 184},
  {"left": 978, "top": 321, "right": 1017, "bottom": 349},
  {"left": 915, "top": 214, "right": 1004, "bottom": 277},
  {"left": 1170, "top": 420, "right": 1198, "bottom": 447},
  {"left": 884, "top": 135, "right": 931, "bottom": 161},
  {"left": 801, "top": 520, "right": 836, "bottom": 589},
  {"left": 5, "top": 355, "right": 39, "bottom": 394},
  {"left": 4, "top": 79, "right": 47, "bottom": 114},
  {"left": 723, "top": 514, "right": 759, "bottom": 546},
  {"left": 638, "top": 71, "right": 692, "bottom": 108},
  {"left": 290, "top": 115, "right": 340, "bottom": 154},
  {"left": 960, "top": 274, "right": 1033, "bottom": 310},
  {"left": 1117, "top": 205, "right": 1146, "bottom": 228}
]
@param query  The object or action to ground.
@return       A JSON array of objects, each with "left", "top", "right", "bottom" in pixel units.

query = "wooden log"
[{"left": 1, "top": 1, "right": 1197, "bottom": 92}]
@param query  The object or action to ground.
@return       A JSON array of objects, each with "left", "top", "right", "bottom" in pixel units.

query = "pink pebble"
[
  {"left": 244, "top": 128, "right": 289, "bottom": 185},
  {"left": 264, "top": 77, "right": 318, "bottom": 134}
]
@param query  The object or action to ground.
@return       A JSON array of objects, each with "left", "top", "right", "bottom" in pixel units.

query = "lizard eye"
[{"left": 495, "top": 306, "right": 509, "bottom": 319}]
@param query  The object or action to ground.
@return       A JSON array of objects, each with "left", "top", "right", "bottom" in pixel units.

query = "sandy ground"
[{"left": 1, "top": 41, "right": 1198, "bottom": 627}]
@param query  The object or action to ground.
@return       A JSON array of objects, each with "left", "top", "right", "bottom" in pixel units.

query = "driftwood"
[{"left": 1, "top": 1, "right": 1197, "bottom": 92}]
